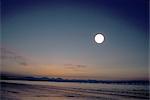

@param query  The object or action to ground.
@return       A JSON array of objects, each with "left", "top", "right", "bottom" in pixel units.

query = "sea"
[{"left": 1, "top": 80, "right": 149, "bottom": 100}]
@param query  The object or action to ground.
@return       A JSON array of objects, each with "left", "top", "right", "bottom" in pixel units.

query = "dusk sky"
[{"left": 1, "top": 0, "right": 149, "bottom": 80}]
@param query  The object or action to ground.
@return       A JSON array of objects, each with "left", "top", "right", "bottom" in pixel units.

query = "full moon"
[{"left": 95, "top": 33, "right": 105, "bottom": 44}]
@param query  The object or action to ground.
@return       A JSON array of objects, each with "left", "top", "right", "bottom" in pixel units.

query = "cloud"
[
  {"left": 18, "top": 62, "right": 28, "bottom": 66},
  {"left": 1, "top": 47, "right": 29, "bottom": 66},
  {"left": 64, "top": 64, "right": 87, "bottom": 68},
  {"left": 76, "top": 65, "right": 87, "bottom": 68},
  {"left": 63, "top": 64, "right": 87, "bottom": 71}
]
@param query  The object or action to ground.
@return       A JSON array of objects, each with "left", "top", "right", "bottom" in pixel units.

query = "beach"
[{"left": 1, "top": 80, "right": 149, "bottom": 100}]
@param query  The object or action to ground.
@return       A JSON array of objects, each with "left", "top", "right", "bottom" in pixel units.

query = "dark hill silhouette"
[{"left": 1, "top": 73, "right": 149, "bottom": 85}]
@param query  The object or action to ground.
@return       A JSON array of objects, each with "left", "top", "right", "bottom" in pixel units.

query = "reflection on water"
[
  {"left": 1, "top": 80, "right": 149, "bottom": 100},
  {"left": 1, "top": 80, "right": 148, "bottom": 90}
]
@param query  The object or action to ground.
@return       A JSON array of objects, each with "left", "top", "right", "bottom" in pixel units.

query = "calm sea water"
[
  {"left": 1, "top": 80, "right": 149, "bottom": 100},
  {"left": 1, "top": 80, "right": 148, "bottom": 90}
]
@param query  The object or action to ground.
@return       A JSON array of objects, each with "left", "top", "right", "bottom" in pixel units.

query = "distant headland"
[{"left": 1, "top": 73, "right": 149, "bottom": 85}]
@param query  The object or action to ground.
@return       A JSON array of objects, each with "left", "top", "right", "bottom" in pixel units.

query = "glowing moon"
[{"left": 95, "top": 33, "right": 104, "bottom": 44}]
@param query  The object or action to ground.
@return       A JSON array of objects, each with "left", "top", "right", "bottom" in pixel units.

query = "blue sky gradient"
[{"left": 1, "top": 0, "right": 149, "bottom": 80}]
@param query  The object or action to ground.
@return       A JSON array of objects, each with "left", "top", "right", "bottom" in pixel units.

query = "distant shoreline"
[{"left": 1, "top": 74, "right": 149, "bottom": 85}]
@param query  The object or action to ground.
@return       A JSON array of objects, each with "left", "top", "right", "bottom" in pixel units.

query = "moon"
[{"left": 95, "top": 33, "right": 105, "bottom": 44}]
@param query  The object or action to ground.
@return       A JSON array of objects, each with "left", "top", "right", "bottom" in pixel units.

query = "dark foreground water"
[{"left": 0, "top": 80, "right": 149, "bottom": 100}]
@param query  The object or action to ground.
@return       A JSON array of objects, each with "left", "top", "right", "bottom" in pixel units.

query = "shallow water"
[{"left": 1, "top": 80, "right": 149, "bottom": 100}]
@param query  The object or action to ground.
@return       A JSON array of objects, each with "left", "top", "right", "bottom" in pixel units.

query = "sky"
[{"left": 1, "top": 0, "right": 149, "bottom": 80}]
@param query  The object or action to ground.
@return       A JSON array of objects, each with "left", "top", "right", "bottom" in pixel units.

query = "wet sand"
[{"left": 1, "top": 82, "right": 149, "bottom": 100}]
